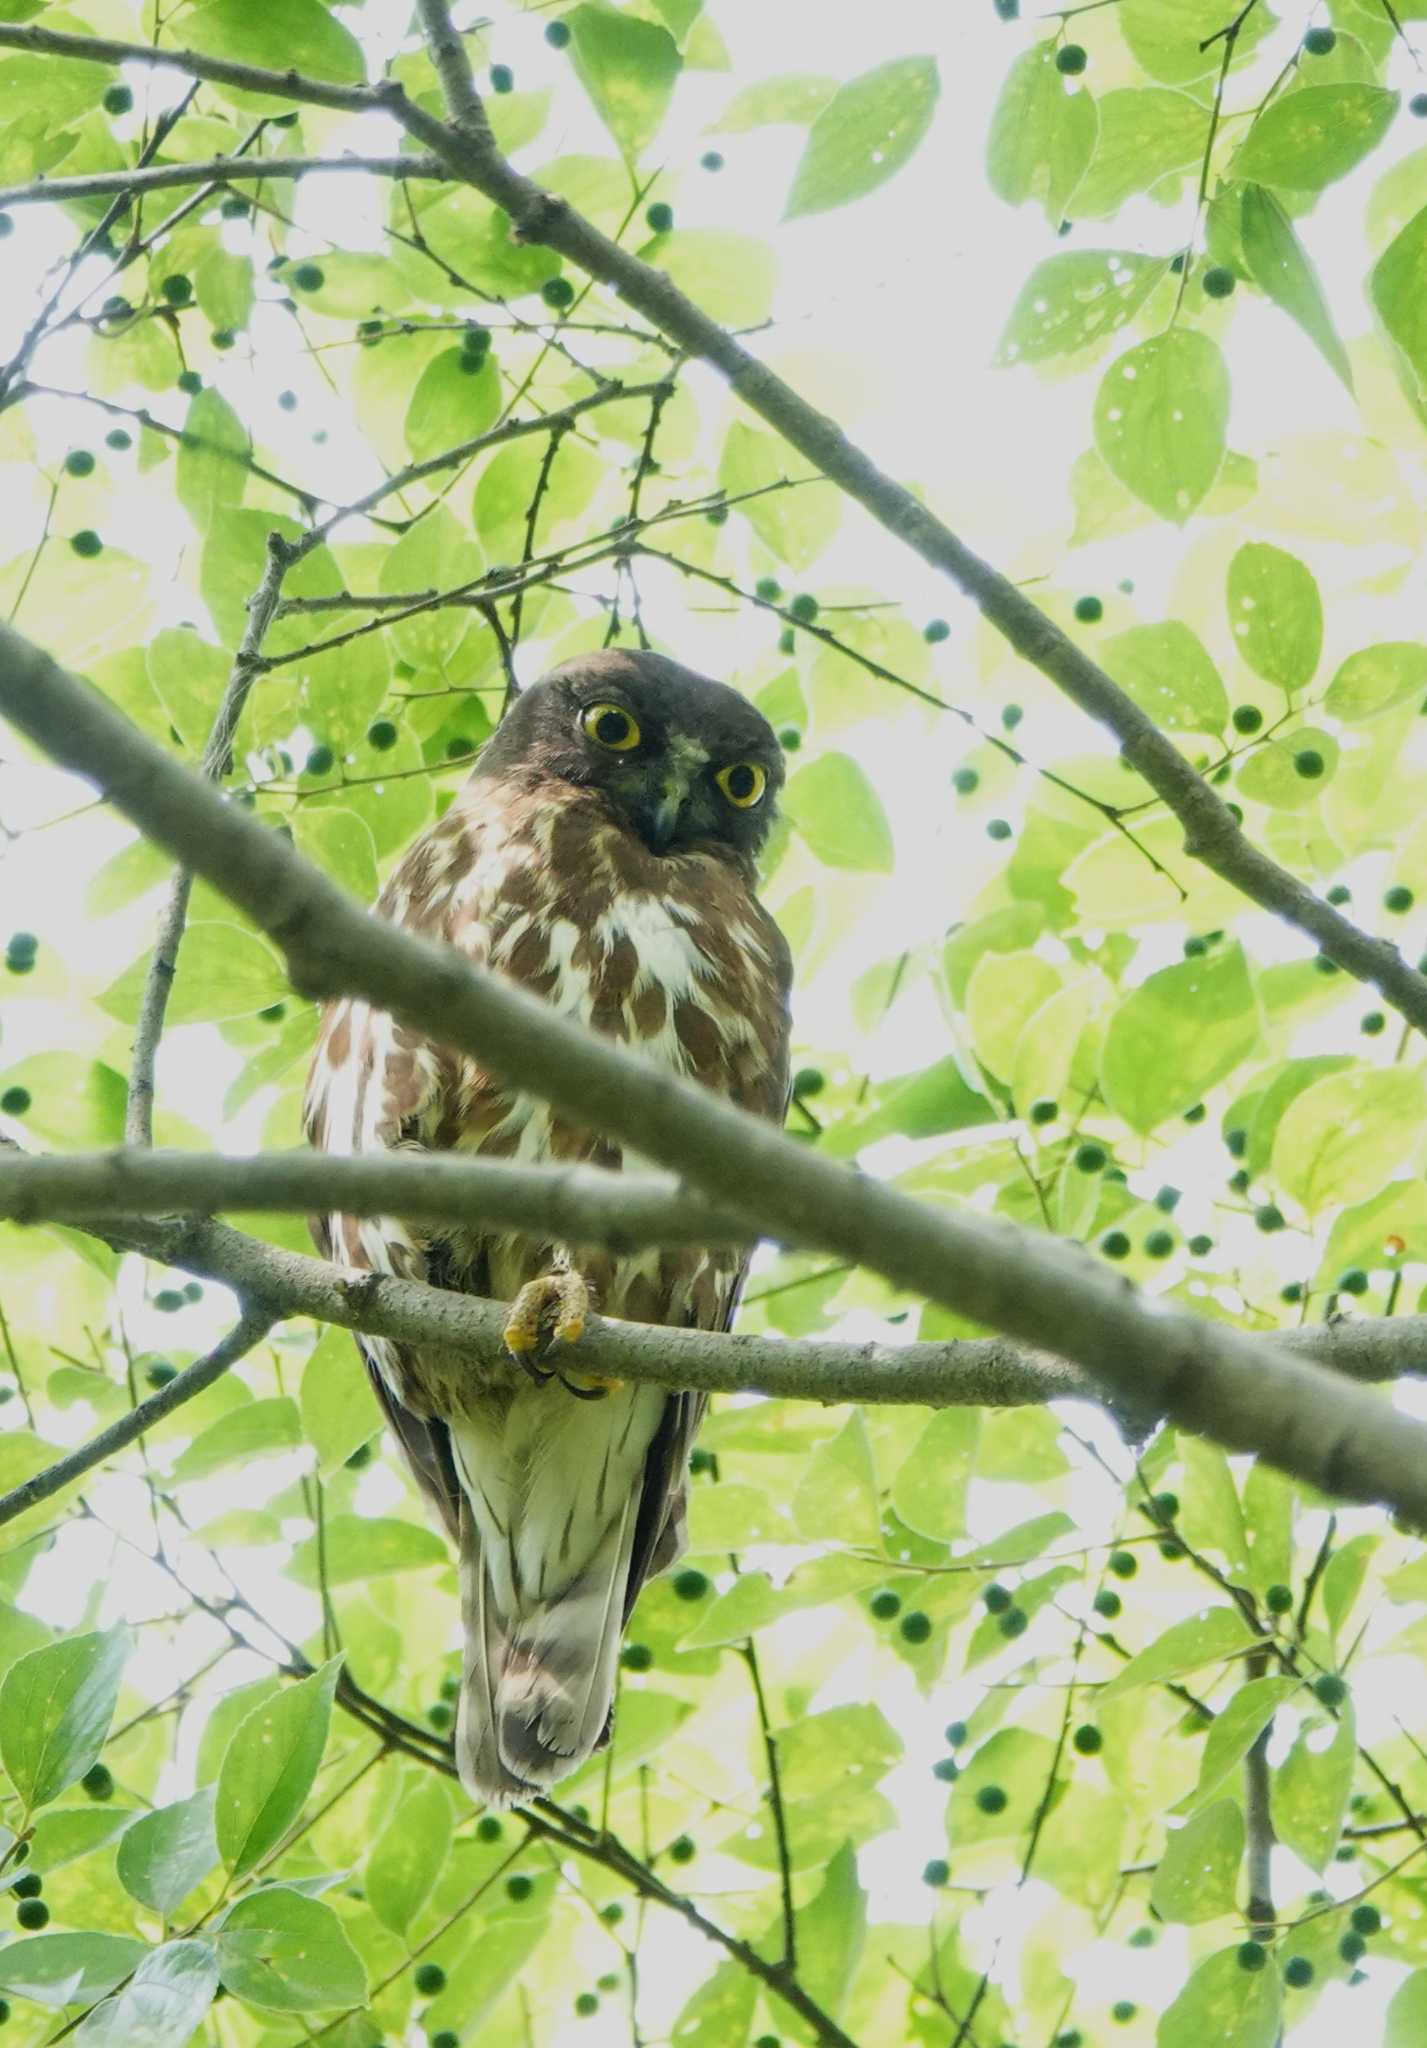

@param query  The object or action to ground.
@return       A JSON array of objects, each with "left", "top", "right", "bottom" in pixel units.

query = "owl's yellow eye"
[
  {"left": 581, "top": 701, "right": 641, "bottom": 751},
  {"left": 715, "top": 761, "right": 767, "bottom": 808}
]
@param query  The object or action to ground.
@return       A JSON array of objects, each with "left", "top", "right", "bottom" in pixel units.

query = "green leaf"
[
  {"left": 366, "top": 1775, "right": 452, "bottom": 1935},
  {"left": 175, "top": 387, "right": 248, "bottom": 533},
  {"left": 117, "top": 1788, "right": 219, "bottom": 1918},
  {"left": 718, "top": 421, "right": 840, "bottom": 569},
  {"left": 786, "top": 1842, "right": 864, "bottom": 2023},
  {"left": 987, "top": 44, "right": 1097, "bottom": 225},
  {"left": 1068, "top": 87, "right": 1208, "bottom": 218},
  {"left": 378, "top": 502, "right": 484, "bottom": 671},
  {"left": 1323, "top": 641, "right": 1427, "bottom": 720},
  {"left": 1099, "top": 1606, "right": 1257, "bottom": 1703},
  {"left": 215, "top": 1887, "right": 367, "bottom": 2012},
  {"left": 820, "top": 1057, "right": 995, "bottom": 1157},
  {"left": 173, "top": 1398, "right": 301, "bottom": 1484},
  {"left": 1094, "top": 329, "right": 1230, "bottom": 523},
  {"left": 671, "top": 1963, "right": 757, "bottom": 2047},
  {"left": 783, "top": 753, "right": 894, "bottom": 871},
  {"left": 1371, "top": 199, "right": 1427, "bottom": 387},
  {"left": 404, "top": 349, "right": 500, "bottom": 465},
  {"left": 1150, "top": 1798, "right": 1244, "bottom": 1923},
  {"left": 101, "top": 923, "right": 286, "bottom": 1027},
  {"left": 215, "top": 1656, "right": 342, "bottom": 1878},
  {"left": 785, "top": 57, "right": 939, "bottom": 218},
  {"left": 1226, "top": 542, "right": 1323, "bottom": 690},
  {"left": 1100, "top": 621, "right": 1229, "bottom": 732},
  {"left": 656, "top": 229, "right": 777, "bottom": 326},
  {"left": 965, "top": 949, "right": 1060, "bottom": 1079},
  {"left": 1120, "top": 0, "right": 1274, "bottom": 83},
  {"left": 75, "top": 1939, "right": 219, "bottom": 2048},
  {"left": 1233, "top": 85, "right": 1398, "bottom": 190},
  {"left": 1177, "top": 1676, "right": 1300, "bottom": 1813},
  {"left": 1158, "top": 1945, "right": 1282, "bottom": 2048},
  {"left": 1236, "top": 724, "right": 1339, "bottom": 808},
  {"left": 1271, "top": 1697, "right": 1355, "bottom": 1870},
  {"left": 301, "top": 1326, "right": 380, "bottom": 1477},
  {"left": 146, "top": 628, "right": 230, "bottom": 756},
  {"left": 947, "top": 1728, "right": 1059, "bottom": 1844},
  {"left": 995, "top": 251, "right": 1169, "bottom": 367},
  {"left": 181, "top": 0, "right": 365, "bottom": 90},
  {"left": 0, "top": 1627, "right": 129, "bottom": 1811},
  {"left": 1100, "top": 943, "right": 1259, "bottom": 1132},
  {"left": 891, "top": 1409, "right": 980, "bottom": 1542},
  {"left": 0, "top": 1054, "right": 125, "bottom": 1149},
  {"left": 1240, "top": 184, "right": 1353, "bottom": 391},
  {"left": 1273, "top": 1066, "right": 1427, "bottom": 1212},
  {"left": 1322, "top": 1532, "right": 1378, "bottom": 1639},
  {"left": 711, "top": 72, "right": 836, "bottom": 132},
  {"left": 792, "top": 1413, "right": 880, "bottom": 1546},
  {"left": 1388, "top": 1971, "right": 1427, "bottom": 2048},
  {"left": 0, "top": 1933, "right": 146, "bottom": 2008},
  {"left": 567, "top": 4, "right": 681, "bottom": 162},
  {"left": 289, "top": 1514, "right": 447, "bottom": 1588}
]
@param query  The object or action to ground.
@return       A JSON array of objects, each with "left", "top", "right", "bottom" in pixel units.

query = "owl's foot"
[{"left": 503, "top": 1271, "right": 621, "bottom": 1397}]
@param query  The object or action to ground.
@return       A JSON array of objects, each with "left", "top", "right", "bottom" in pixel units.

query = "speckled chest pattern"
[{"left": 308, "top": 775, "right": 791, "bottom": 1407}]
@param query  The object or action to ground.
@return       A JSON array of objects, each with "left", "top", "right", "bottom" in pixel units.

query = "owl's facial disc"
[{"left": 633, "top": 733, "right": 711, "bottom": 854}]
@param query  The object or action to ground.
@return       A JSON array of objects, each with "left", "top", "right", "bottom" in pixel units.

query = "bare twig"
[{"left": 0, "top": 152, "right": 447, "bottom": 209}]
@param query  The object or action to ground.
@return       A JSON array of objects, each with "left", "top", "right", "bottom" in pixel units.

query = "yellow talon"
[{"left": 503, "top": 1270, "right": 592, "bottom": 1363}]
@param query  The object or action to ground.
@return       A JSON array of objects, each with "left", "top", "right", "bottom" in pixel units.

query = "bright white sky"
[{"left": 0, "top": 2, "right": 1424, "bottom": 2041}]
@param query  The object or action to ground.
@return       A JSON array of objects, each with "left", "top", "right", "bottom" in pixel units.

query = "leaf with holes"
[{"left": 1094, "top": 330, "right": 1229, "bottom": 523}]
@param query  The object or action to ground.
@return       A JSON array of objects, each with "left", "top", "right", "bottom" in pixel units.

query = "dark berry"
[
  {"left": 1073, "top": 1723, "right": 1102, "bottom": 1755},
  {"left": 211, "top": 328, "right": 235, "bottom": 350},
  {"left": 701, "top": 150, "right": 724, "bottom": 170},
  {"left": 542, "top": 276, "right": 575, "bottom": 309},
  {"left": 1109, "top": 1550, "right": 1137, "bottom": 1578},
  {"left": 1186, "top": 1234, "right": 1212, "bottom": 1254},
  {"left": 1226, "top": 1127, "right": 1247, "bottom": 1157},
  {"left": 1294, "top": 748, "right": 1325, "bottom": 778},
  {"left": 277, "top": 390, "right": 298, "bottom": 412},
  {"left": 924, "top": 618, "right": 951, "bottom": 642},
  {"left": 1314, "top": 1674, "right": 1348, "bottom": 1707},
  {"left": 1056, "top": 43, "right": 1087, "bottom": 73},
  {"left": 1338, "top": 1931, "right": 1366, "bottom": 1964},
  {"left": 220, "top": 196, "right": 251, "bottom": 218},
  {"left": 1203, "top": 266, "right": 1236, "bottom": 299},
  {"left": 984, "top": 1584, "right": 1012, "bottom": 1614},
  {"left": 70, "top": 529, "right": 102, "bottom": 558},
  {"left": 922, "top": 1858, "right": 949, "bottom": 1886},
  {"left": 103, "top": 83, "right": 133, "bottom": 115},
  {"left": 105, "top": 429, "right": 132, "bottom": 450},
  {"left": 574, "top": 1992, "right": 599, "bottom": 2016},
  {"left": 1128, "top": 1927, "right": 1154, "bottom": 1948},
  {"left": 778, "top": 728, "right": 801, "bottom": 751},
  {"left": 63, "top": 449, "right": 96, "bottom": 478},
  {"left": 1074, "top": 595, "right": 1103, "bottom": 623},
  {"left": 673, "top": 1569, "right": 708, "bottom": 1601},
  {"left": 1151, "top": 1492, "right": 1179, "bottom": 1522},
  {"left": 1231, "top": 704, "right": 1263, "bottom": 736},
  {"left": 1414, "top": 93, "right": 1427, "bottom": 116},
  {"left": 789, "top": 593, "right": 819, "bottom": 623},
  {"left": 1100, "top": 1231, "right": 1130, "bottom": 1260},
  {"left": 1238, "top": 1940, "right": 1267, "bottom": 1971},
  {"left": 755, "top": 576, "right": 781, "bottom": 601},
  {"left": 1350, "top": 1903, "right": 1381, "bottom": 1935},
  {"left": 344, "top": 1441, "right": 372, "bottom": 1469},
  {"left": 476, "top": 1815, "right": 502, "bottom": 1842},
  {"left": 688, "top": 1449, "right": 714, "bottom": 1476},
  {"left": 946, "top": 1720, "right": 968, "bottom": 1746},
  {"left": 1075, "top": 1143, "right": 1106, "bottom": 1172},
  {"left": 1093, "top": 1589, "right": 1121, "bottom": 1619},
  {"left": 1184, "top": 1103, "right": 1206, "bottom": 1123},
  {"left": 870, "top": 1590, "right": 901, "bottom": 1620},
  {"left": 545, "top": 19, "right": 571, "bottom": 45},
  {"left": 1144, "top": 1229, "right": 1174, "bottom": 1258},
  {"left": 1385, "top": 886, "right": 1414, "bottom": 913},
  {"left": 490, "top": 64, "right": 514, "bottom": 92},
  {"left": 1030, "top": 1099, "right": 1058, "bottom": 1125},
  {"left": 305, "top": 744, "right": 334, "bottom": 777},
  {"left": 999, "top": 1606, "right": 1028, "bottom": 1638},
  {"left": 1111, "top": 2002, "right": 1136, "bottom": 2022},
  {"left": 1265, "top": 1583, "right": 1293, "bottom": 1614},
  {"left": 1303, "top": 26, "right": 1337, "bottom": 53},
  {"left": 1155, "top": 1186, "right": 1180, "bottom": 1211},
  {"left": 1255, "top": 1205, "right": 1285, "bottom": 1233},
  {"left": 154, "top": 1289, "right": 184, "bottom": 1313},
  {"left": 15, "top": 1900, "right": 47, "bottom": 1929},
  {"left": 414, "top": 1961, "right": 446, "bottom": 1995},
  {"left": 367, "top": 719, "right": 398, "bottom": 750},
  {"left": 953, "top": 766, "right": 980, "bottom": 795},
  {"left": 778, "top": 629, "right": 796, "bottom": 655},
  {"left": 1326, "top": 885, "right": 1351, "bottom": 905},
  {"left": 668, "top": 1834, "right": 695, "bottom": 1863},
  {"left": 600, "top": 1903, "right": 623, "bottom": 1923},
  {"left": 1338, "top": 1269, "right": 1369, "bottom": 1295},
  {"left": 145, "top": 1363, "right": 177, "bottom": 1389},
  {"left": 427, "top": 1701, "right": 452, "bottom": 1730},
  {"left": 1280, "top": 1282, "right": 1303, "bottom": 1304},
  {"left": 933, "top": 1757, "right": 959, "bottom": 1781},
  {"left": 975, "top": 1784, "right": 1008, "bottom": 1814},
  {"left": 291, "top": 263, "right": 324, "bottom": 292},
  {"left": 793, "top": 1066, "right": 825, "bottom": 1096},
  {"left": 160, "top": 274, "right": 192, "bottom": 306},
  {"left": 1001, "top": 704, "right": 1022, "bottom": 729},
  {"left": 506, "top": 1874, "right": 533, "bottom": 1900},
  {"left": 899, "top": 1610, "right": 932, "bottom": 1644},
  {"left": 1284, "top": 1957, "right": 1314, "bottom": 1987},
  {"left": 987, "top": 818, "right": 1013, "bottom": 841},
  {"left": 645, "top": 202, "right": 673, "bottom": 233},
  {"left": 12, "top": 1875, "right": 40, "bottom": 1899},
  {"left": 0, "top": 1089, "right": 29, "bottom": 1116},
  {"left": 177, "top": 370, "right": 202, "bottom": 395}
]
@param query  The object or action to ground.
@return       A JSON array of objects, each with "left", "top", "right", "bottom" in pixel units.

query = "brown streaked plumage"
[{"left": 304, "top": 650, "right": 792, "bottom": 1806}]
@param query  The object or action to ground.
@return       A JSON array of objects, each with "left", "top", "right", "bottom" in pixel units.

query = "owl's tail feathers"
[{"left": 454, "top": 1497, "right": 635, "bottom": 1810}]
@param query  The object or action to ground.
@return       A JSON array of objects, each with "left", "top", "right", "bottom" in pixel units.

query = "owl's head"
[{"left": 477, "top": 649, "right": 785, "bottom": 860}]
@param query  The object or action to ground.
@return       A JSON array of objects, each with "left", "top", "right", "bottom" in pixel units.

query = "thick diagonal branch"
[{"left": 6, "top": 621, "right": 1427, "bottom": 1526}]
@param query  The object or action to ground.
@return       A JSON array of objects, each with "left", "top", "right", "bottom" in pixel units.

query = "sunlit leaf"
[
  {"left": 1094, "top": 330, "right": 1230, "bottom": 523},
  {"left": 785, "top": 57, "right": 939, "bottom": 218}
]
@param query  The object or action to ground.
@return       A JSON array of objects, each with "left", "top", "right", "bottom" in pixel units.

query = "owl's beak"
[{"left": 638, "top": 775, "right": 690, "bottom": 854}]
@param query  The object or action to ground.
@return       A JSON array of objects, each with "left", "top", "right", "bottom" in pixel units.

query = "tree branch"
[
  {"left": 0, "top": 152, "right": 447, "bottom": 209},
  {"left": 0, "top": 1146, "right": 751, "bottom": 1249},
  {"left": 0, "top": 1309, "right": 272, "bottom": 1530},
  {"left": 7, "top": 622, "right": 1427, "bottom": 1527},
  {"left": 0, "top": 22, "right": 394, "bottom": 116}
]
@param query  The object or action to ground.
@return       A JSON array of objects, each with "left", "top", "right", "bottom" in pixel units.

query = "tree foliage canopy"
[{"left": 2, "top": 1, "right": 1427, "bottom": 2043}]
